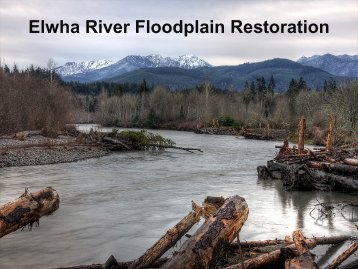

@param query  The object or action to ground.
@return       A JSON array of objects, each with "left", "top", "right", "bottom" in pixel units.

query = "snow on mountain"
[
  {"left": 297, "top": 54, "right": 358, "bottom": 77},
  {"left": 56, "top": 54, "right": 211, "bottom": 81},
  {"left": 55, "top": 60, "right": 114, "bottom": 76},
  {"left": 175, "top": 54, "right": 211, "bottom": 69}
]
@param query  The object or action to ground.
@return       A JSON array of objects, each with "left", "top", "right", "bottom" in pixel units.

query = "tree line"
[{"left": 0, "top": 63, "right": 356, "bottom": 140}]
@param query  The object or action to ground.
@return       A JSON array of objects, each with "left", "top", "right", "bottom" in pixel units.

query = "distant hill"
[
  {"left": 106, "top": 58, "right": 348, "bottom": 91},
  {"left": 56, "top": 54, "right": 211, "bottom": 83},
  {"left": 297, "top": 54, "right": 358, "bottom": 77}
]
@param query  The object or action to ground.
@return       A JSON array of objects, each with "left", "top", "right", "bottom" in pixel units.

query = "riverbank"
[{"left": 0, "top": 134, "right": 108, "bottom": 168}]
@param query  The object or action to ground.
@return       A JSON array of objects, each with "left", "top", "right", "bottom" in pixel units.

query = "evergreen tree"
[
  {"left": 244, "top": 81, "right": 249, "bottom": 91},
  {"left": 267, "top": 75, "right": 275, "bottom": 96},
  {"left": 298, "top": 77, "right": 307, "bottom": 91},
  {"left": 249, "top": 81, "right": 256, "bottom": 101}
]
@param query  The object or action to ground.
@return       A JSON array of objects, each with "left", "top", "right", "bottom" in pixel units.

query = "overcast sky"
[{"left": 0, "top": 0, "right": 357, "bottom": 68}]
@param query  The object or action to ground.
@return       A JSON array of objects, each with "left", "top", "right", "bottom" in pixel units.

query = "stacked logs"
[
  {"left": 257, "top": 115, "right": 358, "bottom": 192},
  {"left": 257, "top": 140, "right": 358, "bottom": 192}
]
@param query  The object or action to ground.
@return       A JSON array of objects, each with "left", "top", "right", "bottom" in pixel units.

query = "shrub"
[{"left": 118, "top": 130, "right": 175, "bottom": 150}]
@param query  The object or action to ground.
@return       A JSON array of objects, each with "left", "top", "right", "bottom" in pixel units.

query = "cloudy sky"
[{"left": 0, "top": 0, "right": 357, "bottom": 68}]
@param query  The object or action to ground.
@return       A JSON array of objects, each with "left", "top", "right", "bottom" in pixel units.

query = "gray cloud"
[{"left": 0, "top": 0, "right": 357, "bottom": 68}]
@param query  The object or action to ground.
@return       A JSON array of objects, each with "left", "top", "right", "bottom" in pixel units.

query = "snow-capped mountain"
[
  {"left": 56, "top": 54, "right": 211, "bottom": 82},
  {"left": 56, "top": 60, "right": 114, "bottom": 76},
  {"left": 297, "top": 54, "right": 358, "bottom": 77}
]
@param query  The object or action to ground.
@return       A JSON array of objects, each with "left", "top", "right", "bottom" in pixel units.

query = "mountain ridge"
[
  {"left": 56, "top": 54, "right": 357, "bottom": 91},
  {"left": 56, "top": 54, "right": 211, "bottom": 81},
  {"left": 105, "top": 58, "right": 351, "bottom": 91},
  {"left": 297, "top": 53, "right": 358, "bottom": 77}
]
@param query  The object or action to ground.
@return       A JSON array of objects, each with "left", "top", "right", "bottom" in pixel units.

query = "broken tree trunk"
[
  {"left": 298, "top": 117, "right": 306, "bottom": 155},
  {"left": 324, "top": 241, "right": 358, "bottom": 269},
  {"left": 161, "top": 195, "right": 249, "bottom": 269},
  {"left": 201, "top": 196, "right": 225, "bottom": 219},
  {"left": 285, "top": 230, "right": 318, "bottom": 269},
  {"left": 0, "top": 187, "right": 60, "bottom": 238},
  {"left": 224, "top": 235, "right": 351, "bottom": 269},
  {"left": 326, "top": 115, "right": 336, "bottom": 152},
  {"left": 127, "top": 202, "right": 201, "bottom": 269}
]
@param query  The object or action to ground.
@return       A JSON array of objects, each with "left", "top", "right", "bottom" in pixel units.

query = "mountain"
[
  {"left": 56, "top": 54, "right": 211, "bottom": 82},
  {"left": 297, "top": 54, "right": 358, "bottom": 77},
  {"left": 106, "top": 58, "right": 348, "bottom": 91},
  {"left": 55, "top": 60, "right": 114, "bottom": 76}
]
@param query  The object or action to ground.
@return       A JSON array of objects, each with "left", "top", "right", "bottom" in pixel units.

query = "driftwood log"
[
  {"left": 224, "top": 235, "right": 352, "bottom": 269},
  {"left": 161, "top": 195, "right": 249, "bottom": 269},
  {"left": 343, "top": 158, "right": 358, "bottom": 167},
  {"left": 324, "top": 241, "right": 358, "bottom": 269},
  {"left": 231, "top": 235, "right": 352, "bottom": 250},
  {"left": 0, "top": 187, "right": 60, "bottom": 238},
  {"left": 284, "top": 230, "right": 318, "bottom": 269}
]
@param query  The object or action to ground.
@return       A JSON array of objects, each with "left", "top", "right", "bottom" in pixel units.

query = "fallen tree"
[
  {"left": 78, "top": 129, "right": 203, "bottom": 153},
  {"left": 0, "top": 187, "right": 60, "bottom": 238}
]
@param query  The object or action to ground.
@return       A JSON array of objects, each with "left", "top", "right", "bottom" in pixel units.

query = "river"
[{"left": 0, "top": 127, "right": 357, "bottom": 268}]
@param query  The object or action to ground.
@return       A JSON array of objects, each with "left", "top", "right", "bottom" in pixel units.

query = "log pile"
[
  {"left": 257, "top": 140, "right": 358, "bottom": 192},
  {"left": 257, "top": 115, "right": 358, "bottom": 192}
]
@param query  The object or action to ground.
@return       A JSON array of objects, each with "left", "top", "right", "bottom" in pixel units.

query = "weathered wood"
[
  {"left": 298, "top": 117, "right": 306, "bottom": 154},
  {"left": 285, "top": 230, "right": 318, "bottom": 269},
  {"left": 224, "top": 235, "right": 351, "bottom": 269},
  {"left": 103, "top": 137, "right": 131, "bottom": 150},
  {"left": 231, "top": 235, "right": 352, "bottom": 250},
  {"left": 324, "top": 241, "right": 358, "bottom": 269},
  {"left": 127, "top": 203, "right": 201, "bottom": 269},
  {"left": 323, "top": 163, "right": 358, "bottom": 176},
  {"left": 325, "top": 115, "right": 336, "bottom": 151},
  {"left": 344, "top": 158, "right": 358, "bottom": 167},
  {"left": 162, "top": 196, "right": 249, "bottom": 269},
  {"left": 232, "top": 239, "right": 288, "bottom": 249},
  {"left": 147, "top": 144, "right": 203, "bottom": 153},
  {"left": 276, "top": 163, "right": 358, "bottom": 192},
  {"left": 0, "top": 187, "right": 60, "bottom": 238},
  {"left": 55, "top": 258, "right": 169, "bottom": 269},
  {"left": 204, "top": 196, "right": 225, "bottom": 208},
  {"left": 202, "top": 196, "right": 225, "bottom": 219}
]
